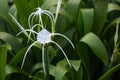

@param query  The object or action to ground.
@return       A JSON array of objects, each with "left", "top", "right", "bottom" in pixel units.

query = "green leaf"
[
  {"left": 6, "top": 65, "right": 29, "bottom": 79},
  {"left": 0, "top": 45, "right": 7, "bottom": 80},
  {"left": 31, "top": 63, "right": 43, "bottom": 74},
  {"left": 65, "top": 0, "right": 81, "bottom": 21},
  {"left": 79, "top": 32, "right": 109, "bottom": 66},
  {"left": 77, "top": 42, "right": 90, "bottom": 80},
  {"left": 0, "top": 32, "right": 23, "bottom": 53},
  {"left": 49, "top": 65, "right": 56, "bottom": 77},
  {"left": 55, "top": 59, "right": 69, "bottom": 80},
  {"left": 92, "top": 0, "right": 108, "bottom": 35},
  {"left": 70, "top": 60, "right": 81, "bottom": 71},
  {"left": 102, "top": 17, "right": 120, "bottom": 36},
  {"left": 30, "top": 0, "right": 44, "bottom": 9},
  {"left": 6, "top": 65, "right": 20, "bottom": 76},
  {"left": 74, "top": 65, "right": 83, "bottom": 80},
  {"left": 9, "top": 47, "right": 27, "bottom": 66},
  {"left": 77, "top": 8, "right": 84, "bottom": 38},
  {"left": 0, "top": 0, "right": 9, "bottom": 21},
  {"left": 13, "top": 0, "right": 32, "bottom": 28},
  {"left": 41, "top": 0, "right": 58, "bottom": 9},
  {"left": 81, "top": 9, "right": 94, "bottom": 34},
  {"left": 77, "top": 32, "right": 109, "bottom": 79},
  {"left": 48, "top": 46, "right": 57, "bottom": 57},
  {"left": 58, "top": 28, "right": 75, "bottom": 49},
  {"left": 108, "top": 3, "right": 120, "bottom": 12},
  {"left": 98, "top": 63, "right": 120, "bottom": 80}
]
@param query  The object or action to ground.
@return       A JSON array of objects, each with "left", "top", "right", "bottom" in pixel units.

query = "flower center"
[
  {"left": 36, "top": 8, "right": 42, "bottom": 14},
  {"left": 37, "top": 29, "right": 51, "bottom": 44}
]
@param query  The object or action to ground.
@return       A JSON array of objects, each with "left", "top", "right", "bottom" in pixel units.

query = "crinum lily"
[
  {"left": 17, "top": 26, "right": 75, "bottom": 74},
  {"left": 9, "top": 0, "right": 74, "bottom": 75},
  {"left": 28, "top": 7, "right": 54, "bottom": 28},
  {"left": 27, "top": 7, "right": 54, "bottom": 43}
]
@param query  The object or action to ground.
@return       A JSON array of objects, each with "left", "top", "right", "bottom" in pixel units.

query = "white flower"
[
  {"left": 19, "top": 27, "right": 75, "bottom": 74},
  {"left": 9, "top": 0, "right": 75, "bottom": 75},
  {"left": 28, "top": 7, "right": 54, "bottom": 28},
  {"left": 27, "top": 7, "right": 55, "bottom": 43}
]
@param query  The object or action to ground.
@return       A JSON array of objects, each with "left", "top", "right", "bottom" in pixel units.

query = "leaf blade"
[{"left": 0, "top": 45, "right": 7, "bottom": 80}]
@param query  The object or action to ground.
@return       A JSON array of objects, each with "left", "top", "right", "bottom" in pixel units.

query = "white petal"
[
  {"left": 21, "top": 41, "right": 39, "bottom": 69},
  {"left": 37, "top": 29, "right": 51, "bottom": 44},
  {"left": 51, "top": 33, "right": 75, "bottom": 49},
  {"left": 51, "top": 41, "right": 71, "bottom": 67}
]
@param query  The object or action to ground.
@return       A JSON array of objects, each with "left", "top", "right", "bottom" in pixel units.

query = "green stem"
[
  {"left": 0, "top": 45, "right": 7, "bottom": 80},
  {"left": 99, "top": 63, "right": 120, "bottom": 80},
  {"left": 44, "top": 47, "right": 50, "bottom": 80}
]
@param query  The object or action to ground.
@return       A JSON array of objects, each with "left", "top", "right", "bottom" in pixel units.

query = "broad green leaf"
[
  {"left": 55, "top": 59, "right": 69, "bottom": 80},
  {"left": 6, "top": 65, "right": 29, "bottom": 80},
  {"left": 13, "top": 0, "right": 32, "bottom": 28},
  {"left": 49, "top": 65, "right": 56, "bottom": 77},
  {"left": 117, "top": 0, "right": 120, "bottom": 3},
  {"left": 92, "top": 0, "right": 108, "bottom": 35},
  {"left": 48, "top": 46, "right": 57, "bottom": 57},
  {"left": 31, "top": 63, "right": 43, "bottom": 74},
  {"left": 77, "top": 8, "right": 84, "bottom": 38},
  {"left": 9, "top": 47, "right": 27, "bottom": 66},
  {"left": 77, "top": 42, "right": 90, "bottom": 80},
  {"left": 9, "top": 4, "right": 17, "bottom": 16},
  {"left": 108, "top": 3, "right": 120, "bottom": 12},
  {"left": 102, "top": 17, "right": 120, "bottom": 36},
  {"left": 65, "top": 0, "right": 81, "bottom": 21},
  {"left": 58, "top": 28, "right": 75, "bottom": 49},
  {"left": 81, "top": 9, "right": 94, "bottom": 34},
  {"left": 70, "top": 60, "right": 81, "bottom": 71},
  {"left": 30, "top": 0, "right": 44, "bottom": 9},
  {"left": 77, "top": 32, "right": 109, "bottom": 79},
  {"left": 6, "top": 65, "right": 20, "bottom": 76},
  {"left": 80, "top": 32, "right": 109, "bottom": 66},
  {"left": 41, "top": 0, "right": 59, "bottom": 9},
  {"left": 0, "top": 32, "right": 23, "bottom": 53},
  {"left": 98, "top": 63, "right": 120, "bottom": 80},
  {"left": 31, "top": 63, "right": 56, "bottom": 77},
  {"left": 0, "top": 0, "right": 9, "bottom": 21},
  {"left": 74, "top": 65, "right": 83, "bottom": 80},
  {"left": 0, "top": 45, "right": 7, "bottom": 80}
]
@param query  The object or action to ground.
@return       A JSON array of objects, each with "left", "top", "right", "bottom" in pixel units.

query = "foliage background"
[{"left": 0, "top": 0, "right": 120, "bottom": 80}]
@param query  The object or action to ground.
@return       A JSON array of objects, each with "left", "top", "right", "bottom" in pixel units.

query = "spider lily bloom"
[
  {"left": 27, "top": 7, "right": 55, "bottom": 42},
  {"left": 28, "top": 7, "right": 54, "bottom": 28},
  {"left": 18, "top": 27, "right": 75, "bottom": 74}
]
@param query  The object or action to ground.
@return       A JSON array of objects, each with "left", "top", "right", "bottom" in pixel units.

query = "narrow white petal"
[
  {"left": 28, "top": 12, "right": 36, "bottom": 28},
  {"left": 27, "top": 24, "right": 44, "bottom": 43},
  {"left": 21, "top": 41, "right": 39, "bottom": 69},
  {"left": 51, "top": 33, "right": 75, "bottom": 49},
  {"left": 16, "top": 31, "right": 23, "bottom": 36},
  {"left": 39, "top": 14, "right": 43, "bottom": 25},
  {"left": 43, "top": 12, "right": 54, "bottom": 27},
  {"left": 25, "top": 29, "right": 38, "bottom": 34},
  {"left": 43, "top": 10, "right": 54, "bottom": 20},
  {"left": 32, "top": 24, "right": 44, "bottom": 29},
  {"left": 51, "top": 41, "right": 71, "bottom": 67},
  {"left": 31, "top": 14, "right": 36, "bottom": 26}
]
